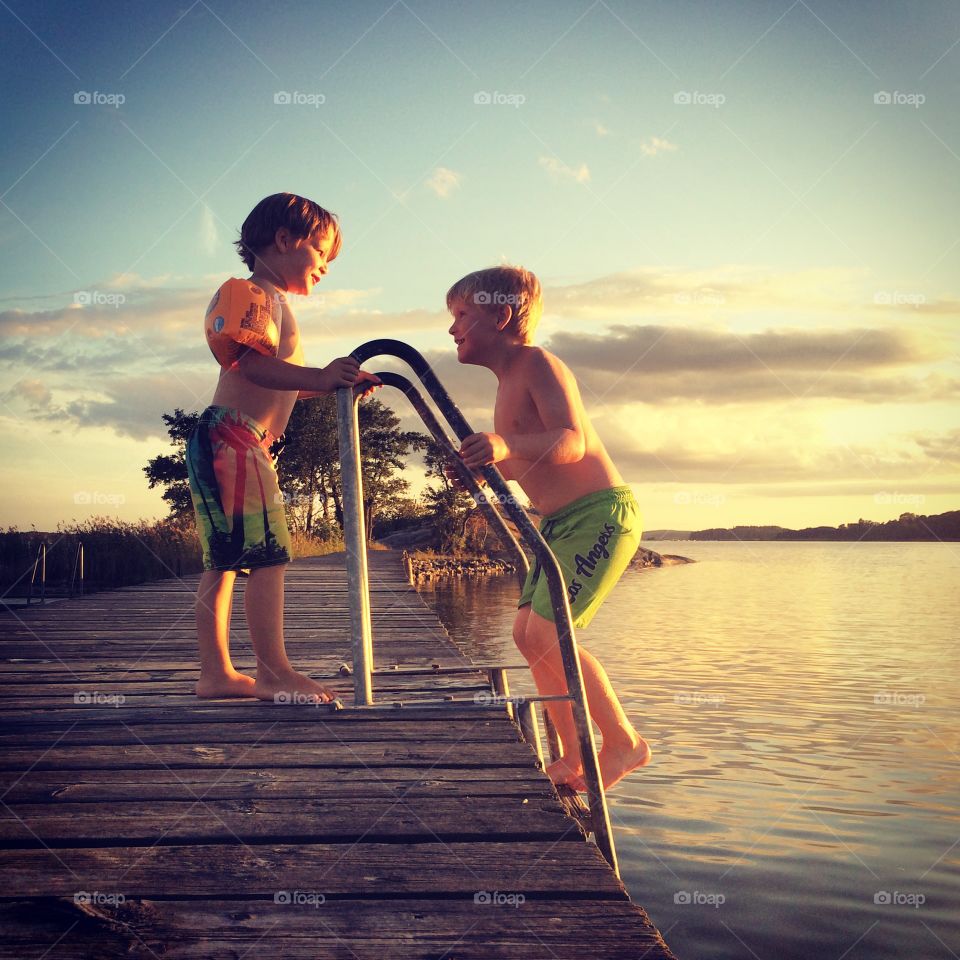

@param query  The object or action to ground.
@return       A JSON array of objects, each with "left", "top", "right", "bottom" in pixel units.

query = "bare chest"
[
  {"left": 276, "top": 299, "right": 304, "bottom": 364},
  {"left": 494, "top": 381, "right": 540, "bottom": 440}
]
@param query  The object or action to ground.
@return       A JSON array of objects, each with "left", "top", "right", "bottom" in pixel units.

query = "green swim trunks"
[
  {"left": 519, "top": 486, "right": 641, "bottom": 629},
  {"left": 186, "top": 406, "right": 293, "bottom": 572}
]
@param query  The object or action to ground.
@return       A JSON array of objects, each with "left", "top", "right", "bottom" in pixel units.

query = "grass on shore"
[{"left": 1, "top": 519, "right": 347, "bottom": 596}]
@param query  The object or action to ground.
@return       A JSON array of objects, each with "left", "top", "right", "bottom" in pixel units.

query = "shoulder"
[{"left": 521, "top": 346, "right": 575, "bottom": 384}]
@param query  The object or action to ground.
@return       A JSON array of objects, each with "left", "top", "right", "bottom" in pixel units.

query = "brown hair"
[
  {"left": 446, "top": 265, "right": 543, "bottom": 343},
  {"left": 235, "top": 193, "right": 342, "bottom": 270}
]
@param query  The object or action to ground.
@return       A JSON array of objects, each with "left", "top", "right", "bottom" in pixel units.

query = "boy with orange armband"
[{"left": 186, "top": 193, "right": 378, "bottom": 702}]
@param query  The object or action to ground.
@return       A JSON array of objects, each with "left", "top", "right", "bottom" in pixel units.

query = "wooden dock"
[{"left": 0, "top": 551, "right": 676, "bottom": 959}]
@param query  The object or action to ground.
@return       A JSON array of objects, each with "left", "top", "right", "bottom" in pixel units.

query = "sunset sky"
[{"left": 1, "top": 1, "right": 958, "bottom": 532}]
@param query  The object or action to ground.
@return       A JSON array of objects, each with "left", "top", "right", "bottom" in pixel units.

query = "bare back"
[
  {"left": 210, "top": 281, "right": 303, "bottom": 438},
  {"left": 494, "top": 348, "right": 624, "bottom": 516}
]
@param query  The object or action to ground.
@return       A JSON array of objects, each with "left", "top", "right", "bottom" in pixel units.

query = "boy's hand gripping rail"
[{"left": 336, "top": 338, "right": 619, "bottom": 877}]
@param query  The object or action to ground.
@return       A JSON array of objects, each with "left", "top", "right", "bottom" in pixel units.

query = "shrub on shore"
[
  {"left": 0, "top": 519, "right": 346, "bottom": 596},
  {"left": 0, "top": 518, "right": 203, "bottom": 596}
]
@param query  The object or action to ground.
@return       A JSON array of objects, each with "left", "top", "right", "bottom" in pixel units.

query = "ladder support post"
[
  {"left": 487, "top": 666, "right": 514, "bottom": 720},
  {"left": 541, "top": 706, "right": 561, "bottom": 764},
  {"left": 336, "top": 387, "right": 374, "bottom": 705},
  {"left": 516, "top": 698, "right": 545, "bottom": 767}
]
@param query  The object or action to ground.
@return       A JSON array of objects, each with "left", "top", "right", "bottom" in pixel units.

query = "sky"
[{"left": 1, "top": 0, "right": 958, "bottom": 532}]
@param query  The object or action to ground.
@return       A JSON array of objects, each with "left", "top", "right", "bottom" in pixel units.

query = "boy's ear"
[
  {"left": 496, "top": 304, "right": 512, "bottom": 331},
  {"left": 274, "top": 227, "right": 292, "bottom": 252}
]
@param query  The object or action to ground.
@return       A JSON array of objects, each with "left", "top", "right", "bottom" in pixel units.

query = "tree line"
[{"left": 143, "top": 397, "right": 486, "bottom": 552}]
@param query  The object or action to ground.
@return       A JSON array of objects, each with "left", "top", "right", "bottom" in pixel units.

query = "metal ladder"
[{"left": 335, "top": 338, "right": 619, "bottom": 877}]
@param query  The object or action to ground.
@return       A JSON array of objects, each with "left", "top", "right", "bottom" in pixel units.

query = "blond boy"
[
  {"left": 446, "top": 266, "right": 651, "bottom": 790},
  {"left": 186, "top": 193, "right": 378, "bottom": 702}
]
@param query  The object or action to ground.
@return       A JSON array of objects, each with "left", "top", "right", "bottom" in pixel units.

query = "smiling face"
[
  {"left": 288, "top": 226, "right": 337, "bottom": 296},
  {"left": 254, "top": 225, "right": 338, "bottom": 296},
  {"left": 447, "top": 296, "right": 506, "bottom": 366}
]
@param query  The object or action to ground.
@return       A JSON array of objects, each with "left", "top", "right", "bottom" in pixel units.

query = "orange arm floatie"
[{"left": 204, "top": 278, "right": 281, "bottom": 368}]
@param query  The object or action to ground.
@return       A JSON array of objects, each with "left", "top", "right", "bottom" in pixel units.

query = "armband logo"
[
  {"left": 241, "top": 303, "right": 270, "bottom": 334},
  {"left": 213, "top": 316, "right": 225, "bottom": 333}
]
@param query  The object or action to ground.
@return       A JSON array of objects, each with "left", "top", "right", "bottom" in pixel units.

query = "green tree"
[
  {"left": 143, "top": 408, "right": 200, "bottom": 520},
  {"left": 354, "top": 399, "right": 428, "bottom": 540},
  {"left": 420, "top": 436, "right": 476, "bottom": 553},
  {"left": 278, "top": 397, "right": 428, "bottom": 541},
  {"left": 275, "top": 397, "right": 340, "bottom": 535}
]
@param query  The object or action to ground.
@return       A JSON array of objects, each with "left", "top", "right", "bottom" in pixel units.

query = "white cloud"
[
  {"left": 199, "top": 204, "right": 219, "bottom": 257},
  {"left": 640, "top": 136, "right": 678, "bottom": 157},
  {"left": 594, "top": 121, "right": 610, "bottom": 137},
  {"left": 546, "top": 265, "right": 876, "bottom": 319},
  {"left": 425, "top": 166, "right": 461, "bottom": 198},
  {"left": 539, "top": 156, "right": 590, "bottom": 184}
]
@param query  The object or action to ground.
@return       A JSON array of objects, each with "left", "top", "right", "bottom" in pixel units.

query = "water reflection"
[{"left": 417, "top": 542, "right": 960, "bottom": 960}]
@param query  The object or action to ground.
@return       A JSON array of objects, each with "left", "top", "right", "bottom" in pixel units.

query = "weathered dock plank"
[
  {"left": 0, "top": 552, "right": 677, "bottom": 959},
  {"left": 0, "top": 899, "right": 670, "bottom": 960}
]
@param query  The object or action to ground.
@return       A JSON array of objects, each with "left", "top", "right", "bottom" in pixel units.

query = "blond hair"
[{"left": 446, "top": 266, "right": 543, "bottom": 343}]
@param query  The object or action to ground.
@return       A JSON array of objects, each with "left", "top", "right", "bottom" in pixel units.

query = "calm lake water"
[{"left": 416, "top": 541, "right": 960, "bottom": 960}]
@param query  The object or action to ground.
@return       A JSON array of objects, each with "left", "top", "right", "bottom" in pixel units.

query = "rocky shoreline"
[
  {"left": 631, "top": 546, "right": 696, "bottom": 569},
  {"left": 401, "top": 544, "right": 693, "bottom": 581},
  {"left": 401, "top": 552, "right": 517, "bottom": 581}
]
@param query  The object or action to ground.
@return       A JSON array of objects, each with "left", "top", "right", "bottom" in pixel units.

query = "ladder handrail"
[
  {"left": 372, "top": 371, "right": 529, "bottom": 585},
  {"left": 337, "top": 338, "right": 619, "bottom": 877}
]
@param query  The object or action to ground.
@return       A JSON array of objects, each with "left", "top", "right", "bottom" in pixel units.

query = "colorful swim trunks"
[
  {"left": 186, "top": 406, "right": 292, "bottom": 572},
  {"left": 518, "top": 486, "right": 641, "bottom": 629}
]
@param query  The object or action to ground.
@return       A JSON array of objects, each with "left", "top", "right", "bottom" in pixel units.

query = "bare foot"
[
  {"left": 196, "top": 670, "right": 257, "bottom": 698},
  {"left": 570, "top": 735, "right": 652, "bottom": 792},
  {"left": 253, "top": 669, "right": 338, "bottom": 704},
  {"left": 545, "top": 754, "right": 583, "bottom": 787}
]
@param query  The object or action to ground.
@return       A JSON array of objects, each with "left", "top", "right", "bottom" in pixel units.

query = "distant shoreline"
[{"left": 643, "top": 509, "right": 959, "bottom": 543}]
